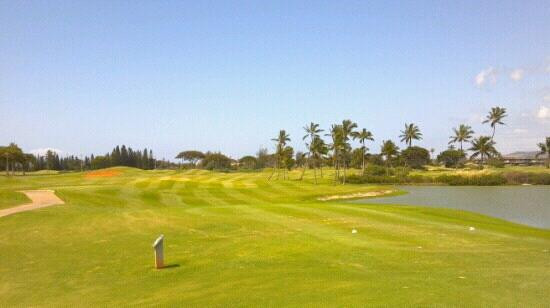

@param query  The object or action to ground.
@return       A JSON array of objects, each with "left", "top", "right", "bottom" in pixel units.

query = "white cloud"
[
  {"left": 537, "top": 106, "right": 550, "bottom": 119},
  {"left": 513, "top": 128, "right": 527, "bottom": 134},
  {"left": 544, "top": 95, "right": 550, "bottom": 102},
  {"left": 30, "top": 148, "right": 64, "bottom": 156},
  {"left": 475, "top": 67, "right": 497, "bottom": 87},
  {"left": 509, "top": 69, "right": 524, "bottom": 81}
]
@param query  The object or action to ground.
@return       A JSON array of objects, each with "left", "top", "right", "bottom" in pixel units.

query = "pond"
[{"left": 353, "top": 186, "right": 550, "bottom": 229}]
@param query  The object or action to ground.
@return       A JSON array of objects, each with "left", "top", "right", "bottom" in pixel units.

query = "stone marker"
[{"left": 152, "top": 234, "right": 164, "bottom": 269}]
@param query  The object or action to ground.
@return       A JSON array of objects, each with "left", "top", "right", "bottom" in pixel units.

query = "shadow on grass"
[{"left": 161, "top": 264, "right": 180, "bottom": 269}]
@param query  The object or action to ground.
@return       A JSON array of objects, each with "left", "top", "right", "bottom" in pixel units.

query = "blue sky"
[{"left": 1, "top": 1, "right": 549, "bottom": 160}]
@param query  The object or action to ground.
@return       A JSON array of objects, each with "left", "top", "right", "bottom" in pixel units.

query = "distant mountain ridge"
[{"left": 502, "top": 151, "right": 539, "bottom": 159}]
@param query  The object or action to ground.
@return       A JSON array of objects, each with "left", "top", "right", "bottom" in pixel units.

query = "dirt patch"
[
  {"left": 0, "top": 190, "right": 65, "bottom": 218},
  {"left": 317, "top": 190, "right": 394, "bottom": 201},
  {"left": 85, "top": 170, "right": 122, "bottom": 178}
]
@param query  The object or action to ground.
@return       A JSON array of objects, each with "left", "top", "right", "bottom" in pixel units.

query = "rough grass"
[{"left": 0, "top": 167, "right": 549, "bottom": 306}]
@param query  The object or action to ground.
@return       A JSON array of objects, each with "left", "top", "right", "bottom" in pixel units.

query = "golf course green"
[{"left": 1, "top": 167, "right": 549, "bottom": 306}]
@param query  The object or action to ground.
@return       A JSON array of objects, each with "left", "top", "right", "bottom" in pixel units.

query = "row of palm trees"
[{"left": 269, "top": 106, "right": 547, "bottom": 183}]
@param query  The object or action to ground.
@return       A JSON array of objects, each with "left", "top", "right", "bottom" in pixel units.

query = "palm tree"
[
  {"left": 380, "top": 140, "right": 399, "bottom": 173},
  {"left": 351, "top": 128, "right": 374, "bottom": 175},
  {"left": 301, "top": 122, "right": 323, "bottom": 181},
  {"left": 310, "top": 136, "right": 328, "bottom": 182},
  {"left": 536, "top": 137, "right": 550, "bottom": 168},
  {"left": 469, "top": 136, "right": 498, "bottom": 165},
  {"left": 327, "top": 124, "right": 344, "bottom": 183},
  {"left": 449, "top": 124, "right": 474, "bottom": 152},
  {"left": 482, "top": 107, "right": 507, "bottom": 140},
  {"left": 340, "top": 120, "right": 357, "bottom": 184},
  {"left": 268, "top": 130, "right": 290, "bottom": 180},
  {"left": 399, "top": 123, "right": 422, "bottom": 147}
]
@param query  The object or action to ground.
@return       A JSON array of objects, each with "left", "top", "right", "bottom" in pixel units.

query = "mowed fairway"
[{"left": 1, "top": 168, "right": 549, "bottom": 306}]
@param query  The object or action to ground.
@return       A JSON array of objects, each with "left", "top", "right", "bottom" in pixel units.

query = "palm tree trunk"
[
  {"left": 361, "top": 146, "right": 365, "bottom": 176},
  {"left": 313, "top": 166, "right": 317, "bottom": 184},
  {"left": 334, "top": 160, "right": 339, "bottom": 184},
  {"left": 299, "top": 154, "right": 308, "bottom": 180},
  {"left": 343, "top": 162, "right": 347, "bottom": 184},
  {"left": 491, "top": 127, "right": 496, "bottom": 140}
]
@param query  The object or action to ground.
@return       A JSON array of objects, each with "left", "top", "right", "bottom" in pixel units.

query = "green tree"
[
  {"left": 295, "top": 152, "right": 306, "bottom": 169},
  {"left": 239, "top": 155, "right": 258, "bottom": 169},
  {"left": 327, "top": 124, "right": 345, "bottom": 183},
  {"left": 176, "top": 151, "right": 205, "bottom": 168},
  {"left": 338, "top": 120, "right": 357, "bottom": 184},
  {"left": 91, "top": 155, "right": 111, "bottom": 169},
  {"left": 399, "top": 123, "right": 422, "bottom": 147},
  {"left": 256, "top": 147, "right": 270, "bottom": 169},
  {"left": 449, "top": 124, "right": 474, "bottom": 151},
  {"left": 351, "top": 128, "right": 374, "bottom": 175},
  {"left": 482, "top": 106, "right": 507, "bottom": 141},
  {"left": 469, "top": 136, "right": 498, "bottom": 165},
  {"left": 437, "top": 149, "right": 466, "bottom": 168},
  {"left": 282, "top": 146, "right": 295, "bottom": 174},
  {"left": 269, "top": 130, "right": 290, "bottom": 180},
  {"left": 400, "top": 146, "right": 430, "bottom": 169},
  {"left": 301, "top": 122, "right": 323, "bottom": 180},
  {"left": 0, "top": 143, "right": 23, "bottom": 175},
  {"left": 201, "top": 152, "right": 233, "bottom": 170},
  {"left": 535, "top": 137, "right": 550, "bottom": 168},
  {"left": 380, "top": 140, "right": 399, "bottom": 173},
  {"left": 310, "top": 135, "right": 328, "bottom": 183}
]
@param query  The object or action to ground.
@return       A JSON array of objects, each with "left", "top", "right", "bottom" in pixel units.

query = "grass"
[
  {"left": 0, "top": 190, "right": 30, "bottom": 210},
  {"left": 0, "top": 167, "right": 549, "bottom": 306},
  {"left": 411, "top": 165, "right": 550, "bottom": 177}
]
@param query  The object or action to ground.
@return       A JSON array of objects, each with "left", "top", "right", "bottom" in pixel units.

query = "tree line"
[
  {"left": 2, "top": 106, "right": 549, "bottom": 177},
  {"left": 0, "top": 145, "right": 165, "bottom": 175},
  {"left": 174, "top": 107, "right": 548, "bottom": 181}
]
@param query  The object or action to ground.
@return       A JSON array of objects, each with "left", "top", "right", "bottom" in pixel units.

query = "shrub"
[
  {"left": 437, "top": 149, "right": 466, "bottom": 168},
  {"left": 527, "top": 173, "right": 550, "bottom": 185},
  {"left": 487, "top": 158, "right": 505, "bottom": 168},
  {"left": 364, "top": 164, "right": 390, "bottom": 176},
  {"left": 435, "top": 174, "right": 507, "bottom": 185},
  {"left": 503, "top": 172, "right": 550, "bottom": 185}
]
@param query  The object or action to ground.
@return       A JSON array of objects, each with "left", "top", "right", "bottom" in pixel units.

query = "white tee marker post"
[{"left": 152, "top": 235, "right": 164, "bottom": 269}]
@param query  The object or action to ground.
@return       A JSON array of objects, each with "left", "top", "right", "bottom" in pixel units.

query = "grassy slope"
[
  {"left": 0, "top": 167, "right": 548, "bottom": 306},
  {"left": 0, "top": 190, "right": 30, "bottom": 209}
]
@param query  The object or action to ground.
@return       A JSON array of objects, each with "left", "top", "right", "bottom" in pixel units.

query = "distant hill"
[{"left": 503, "top": 151, "right": 539, "bottom": 159}]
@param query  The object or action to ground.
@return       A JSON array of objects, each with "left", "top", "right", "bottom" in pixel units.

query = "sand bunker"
[
  {"left": 0, "top": 190, "right": 65, "bottom": 218},
  {"left": 317, "top": 190, "right": 394, "bottom": 201},
  {"left": 85, "top": 170, "right": 121, "bottom": 178}
]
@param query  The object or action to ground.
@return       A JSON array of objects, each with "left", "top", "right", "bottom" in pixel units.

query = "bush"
[
  {"left": 347, "top": 171, "right": 548, "bottom": 185},
  {"left": 364, "top": 164, "right": 390, "bottom": 176},
  {"left": 527, "top": 173, "right": 550, "bottom": 185},
  {"left": 437, "top": 149, "right": 466, "bottom": 168},
  {"left": 487, "top": 158, "right": 505, "bottom": 168},
  {"left": 503, "top": 172, "right": 550, "bottom": 185},
  {"left": 347, "top": 174, "right": 407, "bottom": 184},
  {"left": 435, "top": 174, "right": 507, "bottom": 185}
]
